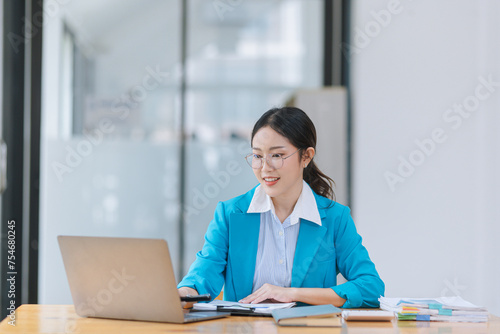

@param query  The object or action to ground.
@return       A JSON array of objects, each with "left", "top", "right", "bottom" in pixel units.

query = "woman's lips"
[{"left": 263, "top": 177, "right": 280, "bottom": 186}]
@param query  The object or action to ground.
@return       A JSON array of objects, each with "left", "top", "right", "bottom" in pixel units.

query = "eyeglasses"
[{"left": 245, "top": 149, "right": 301, "bottom": 170}]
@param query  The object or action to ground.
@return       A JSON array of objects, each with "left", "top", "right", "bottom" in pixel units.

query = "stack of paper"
[
  {"left": 379, "top": 296, "right": 488, "bottom": 323},
  {"left": 192, "top": 300, "right": 295, "bottom": 315}
]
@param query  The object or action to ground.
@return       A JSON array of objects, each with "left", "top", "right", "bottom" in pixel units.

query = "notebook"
[
  {"left": 57, "top": 236, "right": 228, "bottom": 323},
  {"left": 272, "top": 304, "right": 343, "bottom": 327}
]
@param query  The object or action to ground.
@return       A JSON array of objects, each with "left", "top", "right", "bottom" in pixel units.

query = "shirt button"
[
  {"left": 279, "top": 231, "right": 284, "bottom": 236},
  {"left": 279, "top": 259, "right": 284, "bottom": 264}
]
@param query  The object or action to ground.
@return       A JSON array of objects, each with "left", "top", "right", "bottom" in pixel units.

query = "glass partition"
[
  {"left": 184, "top": 0, "right": 323, "bottom": 271},
  {"left": 39, "top": 0, "right": 182, "bottom": 303},
  {"left": 39, "top": 0, "right": 323, "bottom": 303}
]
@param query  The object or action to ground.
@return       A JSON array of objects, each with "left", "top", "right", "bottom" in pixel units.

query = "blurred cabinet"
[{"left": 287, "top": 87, "right": 348, "bottom": 205}]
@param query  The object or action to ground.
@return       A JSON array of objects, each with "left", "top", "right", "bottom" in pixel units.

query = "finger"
[
  {"left": 239, "top": 286, "right": 265, "bottom": 303},
  {"left": 251, "top": 291, "right": 272, "bottom": 304},
  {"left": 240, "top": 293, "right": 258, "bottom": 304},
  {"left": 248, "top": 287, "right": 272, "bottom": 304},
  {"left": 239, "top": 291, "right": 256, "bottom": 303},
  {"left": 182, "top": 301, "right": 195, "bottom": 309}
]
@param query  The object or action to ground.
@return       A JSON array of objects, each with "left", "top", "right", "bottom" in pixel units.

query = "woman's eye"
[
  {"left": 253, "top": 154, "right": 262, "bottom": 159},
  {"left": 271, "top": 153, "right": 283, "bottom": 158}
]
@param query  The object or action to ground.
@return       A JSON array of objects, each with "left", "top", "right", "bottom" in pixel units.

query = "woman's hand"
[
  {"left": 239, "top": 283, "right": 296, "bottom": 304},
  {"left": 178, "top": 286, "right": 199, "bottom": 309}
]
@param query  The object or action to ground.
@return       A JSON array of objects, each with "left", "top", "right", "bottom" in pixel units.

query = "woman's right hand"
[{"left": 178, "top": 286, "right": 199, "bottom": 309}]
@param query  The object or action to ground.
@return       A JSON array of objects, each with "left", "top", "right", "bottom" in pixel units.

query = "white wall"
[{"left": 351, "top": 0, "right": 500, "bottom": 315}]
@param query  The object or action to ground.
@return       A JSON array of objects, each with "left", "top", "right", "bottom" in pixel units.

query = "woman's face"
[{"left": 251, "top": 126, "right": 309, "bottom": 201}]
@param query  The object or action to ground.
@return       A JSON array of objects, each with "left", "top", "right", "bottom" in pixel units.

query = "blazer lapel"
[
  {"left": 228, "top": 212, "right": 260, "bottom": 301},
  {"left": 291, "top": 210, "right": 327, "bottom": 288},
  {"left": 227, "top": 186, "right": 330, "bottom": 296}
]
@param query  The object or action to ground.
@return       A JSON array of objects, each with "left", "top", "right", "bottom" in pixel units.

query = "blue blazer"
[{"left": 178, "top": 185, "right": 384, "bottom": 308}]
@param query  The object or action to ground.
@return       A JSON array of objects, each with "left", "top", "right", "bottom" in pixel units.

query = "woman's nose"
[{"left": 261, "top": 158, "right": 275, "bottom": 171}]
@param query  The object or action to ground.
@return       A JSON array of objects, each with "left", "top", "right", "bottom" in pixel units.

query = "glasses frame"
[{"left": 244, "top": 148, "right": 301, "bottom": 170}]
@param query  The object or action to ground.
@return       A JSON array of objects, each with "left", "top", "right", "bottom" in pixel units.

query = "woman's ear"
[{"left": 302, "top": 147, "right": 315, "bottom": 167}]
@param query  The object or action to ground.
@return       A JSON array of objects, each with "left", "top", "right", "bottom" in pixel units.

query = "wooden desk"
[{"left": 1, "top": 305, "right": 499, "bottom": 333}]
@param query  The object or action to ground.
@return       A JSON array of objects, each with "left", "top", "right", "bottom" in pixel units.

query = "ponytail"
[{"left": 303, "top": 160, "right": 336, "bottom": 201}]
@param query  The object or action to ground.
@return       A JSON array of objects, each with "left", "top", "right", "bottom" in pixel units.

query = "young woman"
[{"left": 178, "top": 107, "right": 384, "bottom": 308}]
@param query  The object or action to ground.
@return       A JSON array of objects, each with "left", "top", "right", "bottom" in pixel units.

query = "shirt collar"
[{"left": 247, "top": 180, "right": 322, "bottom": 226}]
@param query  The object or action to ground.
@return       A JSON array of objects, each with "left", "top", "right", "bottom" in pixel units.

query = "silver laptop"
[{"left": 57, "top": 236, "right": 228, "bottom": 323}]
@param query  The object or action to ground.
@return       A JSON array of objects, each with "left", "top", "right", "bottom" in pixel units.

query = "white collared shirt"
[{"left": 248, "top": 180, "right": 321, "bottom": 292}]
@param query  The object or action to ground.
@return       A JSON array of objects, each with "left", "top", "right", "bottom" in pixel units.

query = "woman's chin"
[{"left": 262, "top": 186, "right": 281, "bottom": 198}]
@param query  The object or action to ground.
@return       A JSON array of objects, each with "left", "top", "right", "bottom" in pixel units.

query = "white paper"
[
  {"left": 379, "top": 296, "right": 487, "bottom": 312},
  {"left": 379, "top": 296, "right": 489, "bottom": 323},
  {"left": 192, "top": 300, "right": 295, "bottom": 314}
]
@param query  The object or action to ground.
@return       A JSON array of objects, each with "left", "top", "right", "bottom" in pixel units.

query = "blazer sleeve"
[
  {"left": 177, "top": 201, "right": 229, "bottom": 300},
  {"left": 330, "top": 206, "right": 385, "bottom": 308}
]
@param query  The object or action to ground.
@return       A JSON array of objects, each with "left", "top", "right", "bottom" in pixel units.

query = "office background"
[{"left": 1, "top": 0, "right": 499, "bottom": 318}]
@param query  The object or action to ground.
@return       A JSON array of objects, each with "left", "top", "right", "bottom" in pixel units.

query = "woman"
[{"left": 178, "top": 107, "right": 384, "bottom": 308}]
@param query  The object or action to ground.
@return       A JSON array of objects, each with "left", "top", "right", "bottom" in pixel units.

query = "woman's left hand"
[{"left": 239, "top": 283, "right": 296, "bottom": 304}]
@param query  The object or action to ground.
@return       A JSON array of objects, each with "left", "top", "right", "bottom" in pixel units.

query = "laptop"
[{"left": 57, "top": 235, "right": 228, "bottom": 323}]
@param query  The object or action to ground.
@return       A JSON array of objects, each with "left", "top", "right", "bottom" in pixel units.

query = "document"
[
  {"left": 379, "top": 296, "right": 488, "bottom": 322},
  {"left": 192, "top": 300, "right": 295, "bottom": 315}
]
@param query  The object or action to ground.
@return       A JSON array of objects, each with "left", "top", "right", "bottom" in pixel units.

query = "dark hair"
[{"left": 251, "top": 106, "right": 335, "bottom": 201}]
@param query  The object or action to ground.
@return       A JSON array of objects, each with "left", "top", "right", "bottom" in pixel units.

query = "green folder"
[{"left": 272, "top": 304, "right": 342, "bottom": 327}]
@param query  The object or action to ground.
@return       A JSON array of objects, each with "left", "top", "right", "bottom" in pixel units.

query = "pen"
[
  {"left": 180, "top": 294, "right": 211, "bottom": 302},
  {"left": 216, "top": 306, "right": 256, "bottom": 314}
]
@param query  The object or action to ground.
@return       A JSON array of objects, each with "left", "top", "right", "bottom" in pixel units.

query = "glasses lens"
[
  {"left": 270, "top": 155, "right": 283, "bottom": 169},
  {"left": 246, "top": 155, "right": 261, "bottom": 169},
  {"left": 246, "top": 154, "right": 285, "bottom": 169}
]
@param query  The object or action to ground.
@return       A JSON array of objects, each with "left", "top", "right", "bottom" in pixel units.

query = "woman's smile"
[{"left": 262, "top": 176, "right": 280, "bottom": 186}]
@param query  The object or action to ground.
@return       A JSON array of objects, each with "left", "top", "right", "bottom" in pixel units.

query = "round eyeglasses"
[{"left": 244, "top": 149, "right": 301, "bottom": 170}]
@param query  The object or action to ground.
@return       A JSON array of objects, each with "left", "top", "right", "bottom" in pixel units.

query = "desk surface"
[{"left": 1, "top": 305, "right": 499, "bottom": 333}]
